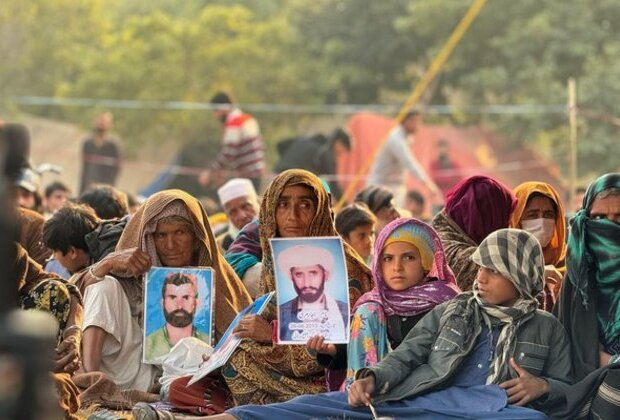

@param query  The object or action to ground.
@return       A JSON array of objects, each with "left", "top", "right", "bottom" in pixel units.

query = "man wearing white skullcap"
[
  {"left": 277, "top": 244, "right": 348, "bottom": 342},
  {"left": 216, "top": 178, "right": 260, "bottom": 251}
]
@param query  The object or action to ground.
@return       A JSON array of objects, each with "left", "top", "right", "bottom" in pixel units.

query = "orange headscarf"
[{"left": 509, "top": 182, "right": 566, "bottom": 268}]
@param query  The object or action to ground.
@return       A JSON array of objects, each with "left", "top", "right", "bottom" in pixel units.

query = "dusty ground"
[{"left": 15, "top": 114, "right": 174, "bottom": 196}]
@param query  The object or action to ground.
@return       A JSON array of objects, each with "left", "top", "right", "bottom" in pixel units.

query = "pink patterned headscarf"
[{"left": 353, "top": 218, "right": 460, "bottom": 317}]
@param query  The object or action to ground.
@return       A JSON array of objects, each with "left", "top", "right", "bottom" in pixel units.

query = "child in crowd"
[{"left": 335, "top": 202, "right": 377, "bottom": 265}]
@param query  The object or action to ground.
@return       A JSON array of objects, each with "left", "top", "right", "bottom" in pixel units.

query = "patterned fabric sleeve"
[
  {"left": 19, "top": 279, "right": 72, "bottom": 334},
  {"left": 343, "top": 302, "right": 389, "bottom": 390}
]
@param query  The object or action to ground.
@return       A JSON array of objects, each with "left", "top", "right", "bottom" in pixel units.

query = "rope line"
[{"left": 8, "top": 96, "right": 569, "bottom": 115}]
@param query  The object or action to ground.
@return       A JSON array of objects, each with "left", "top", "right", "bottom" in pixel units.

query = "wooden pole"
[
  {"left": 568, "top": 78, "right": 577, "bottom": 210},
  {"left": 334, "top": 0, "right": 489, "bottom": 211}
]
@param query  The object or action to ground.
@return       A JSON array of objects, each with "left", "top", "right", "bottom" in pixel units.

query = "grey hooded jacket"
[{"left": 356, "top": 298, "right": 573, "bottom": 413}]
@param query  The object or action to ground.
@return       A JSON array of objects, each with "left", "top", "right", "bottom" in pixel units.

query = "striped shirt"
[{"left": 212, "top": 108, "right": 265, "bottom": 179}]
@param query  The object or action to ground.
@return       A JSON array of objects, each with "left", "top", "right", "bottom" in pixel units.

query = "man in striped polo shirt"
[{"left": 200, "top": 92, "right": 265, "bottom": 191}]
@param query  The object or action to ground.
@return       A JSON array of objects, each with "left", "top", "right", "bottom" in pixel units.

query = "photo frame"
[
  {"left": 143, "top": 266, "right": 214, "bottom": 364},
  {"left": 270, "top": 236, "right": 350, "bottom": 345}
]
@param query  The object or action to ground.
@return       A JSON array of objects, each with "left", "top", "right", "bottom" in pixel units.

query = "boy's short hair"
[
  {"left": 79, "top": 184, "right": 128, "bottom": 219},
  {"left": 43, "top": 203, "right": 99, "bottom": 254},
  {"left": 44, "top": 181, "right": 71, "bottom": 199},
  {"left": 335, "top": 203, "right": 377, "bottom": 238}
]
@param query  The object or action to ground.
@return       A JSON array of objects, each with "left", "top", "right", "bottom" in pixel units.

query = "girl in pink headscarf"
[{"left": 308, "top": 217, "right": 460, "bottom": 390}]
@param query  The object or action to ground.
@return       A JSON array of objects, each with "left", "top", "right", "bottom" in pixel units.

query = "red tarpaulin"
[{"left": 337, "top": 112, "right": 567, "bottom": 206}]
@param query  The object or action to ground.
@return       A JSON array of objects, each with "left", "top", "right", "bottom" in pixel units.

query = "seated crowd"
[{"left": 3, "top": 123, "right": 620, "bottom": 419}]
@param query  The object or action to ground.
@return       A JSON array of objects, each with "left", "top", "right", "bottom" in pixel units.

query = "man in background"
[
  {"left": 368, "top": 111, "right": 439, "bottom": 206},
  {"left": 216, "top": 178, "right": 259, "bottom": 252},
  {"left": 79, "top": 112, "right": 121, "bottom": 194},
  {"left": 405, "top": 190, "right": 430, "bottom": 222},
  {"left": 199, "top": 92, "right": 264, "bottom": 191},
  {"left": 274, "top": 128, "right": 351, "bottom": 199},
  {"left": 429, "top": 138, "right": 463, "bottom": 196}
]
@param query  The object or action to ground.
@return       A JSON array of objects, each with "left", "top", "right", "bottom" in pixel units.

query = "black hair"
[
  {"left": 79, "top": 184, "right": 128, "bottom": 219},
  {"left": 330, "top": 128, "right": 351, "bottom": 150},
  {"left": 43, "top": 203, "right": 99, "bottom": 254},
  {"left": 162, "top": 272, "right": 197, "bottom": 299},
  {"left": 335, "top": 203, "right": 377, "bottom": 238},
  {"left": 406, "top": 190, "right": 425, "bottom": 206},
  {"left": 210, "top": 91, "right": 234, "bottom": 105},
  {"left": 354, "top": 185, "right": 394, "bottom": 214},
  {"left": 44, "top": 181, "right": 71, "bottom": 199}
]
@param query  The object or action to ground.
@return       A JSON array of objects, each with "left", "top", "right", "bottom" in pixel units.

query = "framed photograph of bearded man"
[
  {"left": 143, "top": 267, "right": 214, "bottom": 364},
  {"left": 270, "top": 236, "right": 350, "bottom": 345}
]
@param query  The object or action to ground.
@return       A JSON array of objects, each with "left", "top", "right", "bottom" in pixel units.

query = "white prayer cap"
[
  {"left": 217, "top": 178, "right": 257, "bottom": 205},
  {"left": 277, "top": 245, "right": 334, "bottom": 276}
]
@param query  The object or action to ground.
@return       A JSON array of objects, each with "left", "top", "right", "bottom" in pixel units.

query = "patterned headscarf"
[
  {"left": 471, "top": 228, "right": 544, "bottom": 384},
  {"left": 566, "top": 173, "right": 620, "bottom": 349},
  {"left": 353, "top": 218, "right": 459, "bottom": 317},
  {"left": 141, "top": 201, "right": 194, "bottom": 266},
  {"left": 258, "top": 169, "right": 373, "bottom": 305},
  {"left": 445, "top": 176, "right": 517, "bottom": 245},
  {"left": 510, "top": 181, "right": 566, "bottom": 267}
]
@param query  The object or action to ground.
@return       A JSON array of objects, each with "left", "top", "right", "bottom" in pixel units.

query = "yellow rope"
[{"left": 335, "top": 0, "right": 488, "bottom": 211}]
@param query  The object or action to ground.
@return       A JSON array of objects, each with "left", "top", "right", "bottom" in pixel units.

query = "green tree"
[
  {"left": 397, "top": 0, "right": 620, "bottom": 176},
  {"left": 290, "top": 0, "right": 414, "bottom": 103}
]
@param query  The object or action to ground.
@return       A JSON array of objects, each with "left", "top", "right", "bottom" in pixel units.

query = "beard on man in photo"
[
  {"left": 162, "top": 272, "right": 199, "bottom": 329},
  {"left": 164, "top": 306, "right": 195, "bottom": 328},
  {"left": 292, "top": 266, "right": 327, "bottom": 305}
]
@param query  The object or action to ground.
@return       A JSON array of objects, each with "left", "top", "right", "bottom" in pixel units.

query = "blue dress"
[{"left": 227, "top": 326, "right": 547, "bottom": 419}]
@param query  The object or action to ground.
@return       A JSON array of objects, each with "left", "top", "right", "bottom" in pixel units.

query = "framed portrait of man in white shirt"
[{"left": 270, "top": 236, "right": 350, "bottom": 345}]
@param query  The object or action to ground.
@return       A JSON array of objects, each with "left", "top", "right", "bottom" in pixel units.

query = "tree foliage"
[{"left": 1, "top": 0, "right": 619, "bottom": 176}]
